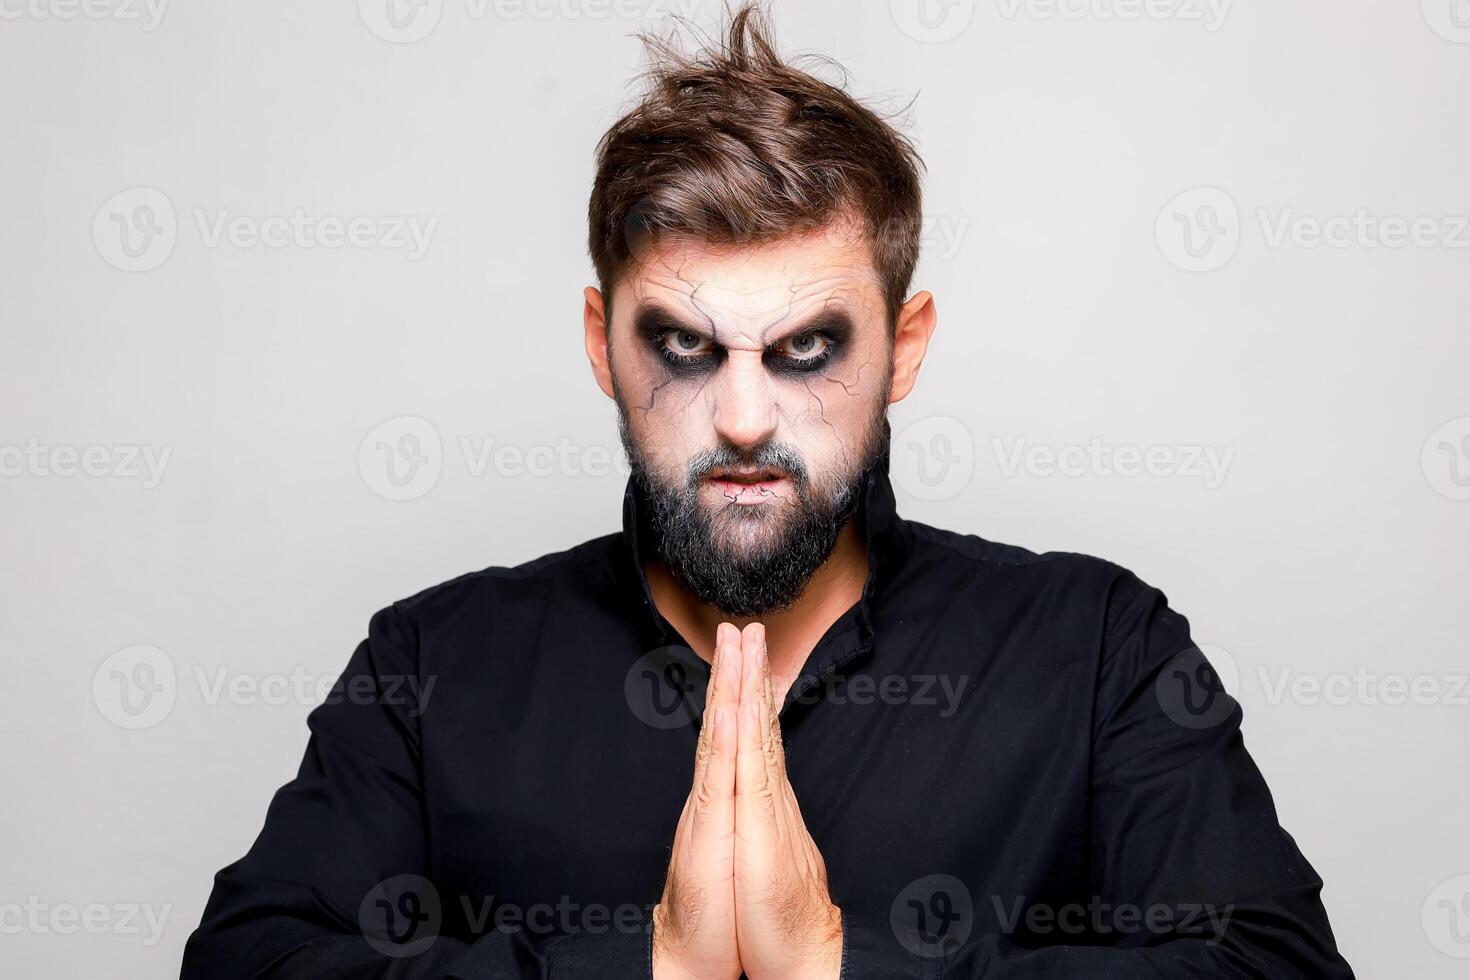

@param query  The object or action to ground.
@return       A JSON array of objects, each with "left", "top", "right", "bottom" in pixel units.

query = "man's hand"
[
  {"left": 652, "top": 623, "right": 743, "bottom": 980},
  {"left": 653, "top": 623, "right": 843, "bottom": 980},
  {"left": 732, "top": 623, "right": 844, "bottom": 980}
]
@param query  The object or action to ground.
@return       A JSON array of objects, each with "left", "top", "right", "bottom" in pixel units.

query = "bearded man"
[{"left": 182, "top": 5, "right": 1352, "bottom": 978}]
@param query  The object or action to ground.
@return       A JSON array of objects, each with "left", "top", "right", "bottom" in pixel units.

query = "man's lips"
[{"left": 705, "top": 468, "right": 791, "bottom": 503}]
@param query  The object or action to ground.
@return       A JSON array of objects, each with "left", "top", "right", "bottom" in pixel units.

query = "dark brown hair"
[{"left": 587, "top": 2, "right": 925, "bottom": 330}]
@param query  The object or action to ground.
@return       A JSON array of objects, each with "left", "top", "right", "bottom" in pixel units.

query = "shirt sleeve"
[
  {"left": 179, "top": 603, "right": 654, "bottom": 980},
  {"left": 838, "top": 570, "right": 1355, "bottom": 979}
]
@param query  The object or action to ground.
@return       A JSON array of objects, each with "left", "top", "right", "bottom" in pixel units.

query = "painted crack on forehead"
[{"left": 643, "top": 257, "right": 874, "bottom": 348}]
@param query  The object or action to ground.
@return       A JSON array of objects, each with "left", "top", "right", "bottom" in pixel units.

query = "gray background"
[{"left": 2, "top": 1, "right": 1468, "bottom": 976}]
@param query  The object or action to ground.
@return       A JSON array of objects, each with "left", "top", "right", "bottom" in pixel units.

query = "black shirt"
[{"left": 182, "top": 459, "right": 1353, "bottom": 978}]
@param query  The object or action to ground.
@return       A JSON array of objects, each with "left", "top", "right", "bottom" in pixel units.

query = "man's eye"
[
  {"left": 659, "top": 330, "right": 714, "bottom": 358},
  {"left": 775, "top": 332, "right": 831, "bottom": 361}
]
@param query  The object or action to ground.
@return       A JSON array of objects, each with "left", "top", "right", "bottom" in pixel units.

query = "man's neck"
[{"left": 644, "top": 518, "right": 869, "bottom": 707}]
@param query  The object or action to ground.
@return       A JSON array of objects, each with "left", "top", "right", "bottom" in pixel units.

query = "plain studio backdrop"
[{"left": 2, "top": 1, "right": 1467, "bottom": 976}]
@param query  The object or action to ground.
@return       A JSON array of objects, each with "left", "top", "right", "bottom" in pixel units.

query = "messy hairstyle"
[{"left": 587, "top": 1, "right": 925, "bottom": 331}]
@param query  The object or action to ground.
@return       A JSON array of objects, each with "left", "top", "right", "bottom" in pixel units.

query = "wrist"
[
  {"left": 651, "top": 905, "right": 737, "bottom": 980},
  {"left": 811, "top": 903, "right": 845, "bottom": 979},
  {"left": 771, "top": 904, "right": 843, "bottom": 980},
  {"left": 650, "top": 906, "right": 689, "bottom": 980}
]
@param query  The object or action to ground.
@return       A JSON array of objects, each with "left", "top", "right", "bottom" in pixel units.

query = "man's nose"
[{"left": 711, "top": 353, "right": 778, "bottom": 451}]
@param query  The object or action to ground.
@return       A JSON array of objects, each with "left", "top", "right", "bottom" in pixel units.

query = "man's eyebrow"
[{"left": 631, "top": 302, "right": 855, "bottom": 345}]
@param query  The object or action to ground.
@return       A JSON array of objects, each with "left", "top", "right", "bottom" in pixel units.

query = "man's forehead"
[
  {"left": 636, "top": 269, "right": 873, "bottom": 324},
  {"left": 619, "top": 225, "right": 885, "bottom": 331}
]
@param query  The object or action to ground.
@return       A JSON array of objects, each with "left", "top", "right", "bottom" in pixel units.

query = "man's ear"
[
  {"left": 888, "top": 290, "right": 938, "bottom": 405},
  {"left": 583, "top": 286, "right": 616, "bottom": 400}
]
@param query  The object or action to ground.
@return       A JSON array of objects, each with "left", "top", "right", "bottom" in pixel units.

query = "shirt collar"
[{"left": 616, "top": 433, "right": 901, "bottom": 691}]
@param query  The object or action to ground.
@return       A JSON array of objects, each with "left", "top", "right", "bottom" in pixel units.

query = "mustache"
[{"left": 683, "top": 442, "right": 809, "bottom": 491}]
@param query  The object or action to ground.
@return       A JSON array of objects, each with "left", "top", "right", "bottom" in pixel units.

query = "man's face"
[{"left": 605, "top": 217, "right": 894, "bottom": 615}]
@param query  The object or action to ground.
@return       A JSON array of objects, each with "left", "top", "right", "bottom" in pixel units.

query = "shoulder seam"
[
  {"left": 391, "top": 534, "right": 616, "bottom": 613},
  {"left": 895, "top": 519, "right": 1123, "bottom": 572}
]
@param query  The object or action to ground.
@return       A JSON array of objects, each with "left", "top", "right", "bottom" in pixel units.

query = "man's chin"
[{"left": 704, "top": 504, "right": 796, "bottom": 555}]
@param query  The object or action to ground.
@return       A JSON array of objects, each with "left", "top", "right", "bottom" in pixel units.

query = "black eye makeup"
[
  {"left": 634, "top": 304, "right": 851, "bottom": 377},
  {"left": 765, "top": 327, "right": 844, "bottom": 375},
  {"left": 652, "top": 327, "right": 719, "bottom": 371}
]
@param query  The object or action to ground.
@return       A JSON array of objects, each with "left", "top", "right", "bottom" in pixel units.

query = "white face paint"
[{"left": 609, "top": 217, "right": 893, "bottom": 559}]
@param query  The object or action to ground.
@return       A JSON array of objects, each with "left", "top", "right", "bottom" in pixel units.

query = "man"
[{"left": 182, "top": 5, "right": 1353, "bottom": 977}]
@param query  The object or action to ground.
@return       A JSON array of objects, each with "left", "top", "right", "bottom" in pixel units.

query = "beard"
[{"left": 616, "top": 404, "right": 891, "bottom": 618}]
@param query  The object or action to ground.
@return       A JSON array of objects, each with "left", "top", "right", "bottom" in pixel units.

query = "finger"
[
  {"left": 689, "top": 624, "right": 727, "bottom": 789},
  {"left": 752, "top": 627, "right": 799, "bottom": 846},
  {"left": 695, "top": 624, "right": 740, "bottom": 818},
  {"left": 736, "top": 623, "right": 775, "bottom": 823},
  {"left": 710, "top": 621, "right": 743, "bottom": 718},
  {"left": 695, "top": 623, "right": 739, "bottom": 762},
  {"left": 757, "top": 630, "right": 786, "bottom": 779}
]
